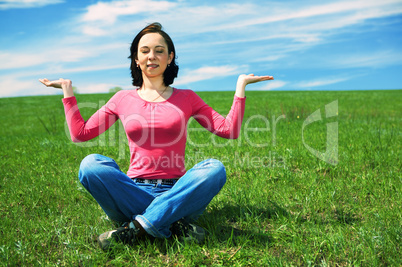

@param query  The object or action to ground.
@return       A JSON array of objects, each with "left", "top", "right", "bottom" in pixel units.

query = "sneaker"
[
  {"left": 97, "top": 223, "right": 139, "bottom": 251},
  {"left": 171, "top": 219, "right": 206, "bottom": 244}
]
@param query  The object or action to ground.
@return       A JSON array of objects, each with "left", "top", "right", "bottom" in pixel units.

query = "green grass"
[{"left": 0, "top": 90, "right": 400, "bottom": 266}]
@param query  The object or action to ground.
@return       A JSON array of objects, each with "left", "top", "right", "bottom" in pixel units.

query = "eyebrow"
[{"left": 140, "top": 45, "right": 166, "bottom": 49}]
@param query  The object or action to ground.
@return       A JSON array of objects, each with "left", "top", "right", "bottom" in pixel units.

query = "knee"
[
  {"left": 211, "top": 159, "right": 227, "bottom": 187},
  {"left": 79, "top": 154, "right": 100, "bottom": 173},
  {"left": 198, "top": 158, "right": 227, "bottom": 188},
  {"left": 78, "top": 154, "right": 114, "bottom": 184},
  {"left": 208, "top": 158, "right": 226, "bottom": 175}
]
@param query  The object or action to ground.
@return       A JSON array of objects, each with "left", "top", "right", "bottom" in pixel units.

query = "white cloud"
[
  {"left": 0, "top": 52, "right": 47, "bottom": 69},
  {"left": 0, "top": 76, "right": 125, "bottom": 97},
  {"left": 0, "top": 63, "right": 129, "bottom": 92},
  {"left": 77, "top": 0, "right": 402, "bottom": 51},
  {"left": 0, "top": 0, "right": 63, "bottom": 10},
  {"left": 174, "top": 65, "right": 245, "bottom": 86},
  {"left": 78, "top": 83, "right": 120, "bottom": 94},
  {"left": 332, "top": 51, "right": 402, "bottom": 69},
  {"left": 0, "top": 76, "right": 54, "bottom": 97},
  {"left": 296, "top": 77, "right": 351, "bottom": 88},
  {"left": 257, "top": 80, "right": 287, "bottom": 91},
  {"left": 82, "top": 0, "right": 176, "bottom": 24},
  {"left": 81, "top": 26, "right": 108, "bottom": 37},
  {"left": 288, "top": 1, "right": 402, "bottom": 35},
  {"left": 61, "top": 64, "right": 128, "bottom": 74},
  {"left": 79, "top": 2, "right": 256, "bottom": 37},
  {"left": 224, "top": 0, "right": 402, "bottom": 30},
  {"left": 0, "top": 42, "right": 126, "bottom": 70},
  {"left": 185, "top": 0, "right": 402, "bottom": 49},
  {"left": 0, "top": 48, "right": 93, "bottom": 70}
]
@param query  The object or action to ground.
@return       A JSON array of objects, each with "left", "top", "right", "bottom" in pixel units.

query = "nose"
[{"left": 148, "top": 50, "right": 156, "bottom": 60}]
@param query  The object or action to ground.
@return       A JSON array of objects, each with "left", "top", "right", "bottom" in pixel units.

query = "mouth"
[{"left": 147, "top": 64, "right": 159, "bottom": 69}]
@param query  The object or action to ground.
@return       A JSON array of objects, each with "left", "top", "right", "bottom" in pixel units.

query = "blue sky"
[{"left": 0, "top": 0, "right": 401, "bottom": 97}]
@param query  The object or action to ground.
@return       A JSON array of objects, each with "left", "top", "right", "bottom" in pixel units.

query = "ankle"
[{"left": 130, "top": 220, "right": 146, "bottom": 237}]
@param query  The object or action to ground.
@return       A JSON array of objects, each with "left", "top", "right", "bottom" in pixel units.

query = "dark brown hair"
[{"left": 129, "top": 22, "right": 179, "bottom": 87}]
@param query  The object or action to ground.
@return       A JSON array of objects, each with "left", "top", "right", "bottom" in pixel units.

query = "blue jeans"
[{"left": 78, "top": 154, "right": 226, "bottom": 238}]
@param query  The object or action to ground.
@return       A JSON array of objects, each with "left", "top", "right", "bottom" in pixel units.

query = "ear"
[{"left": 168, "top": 51, "right": 174, "bottom": 65}]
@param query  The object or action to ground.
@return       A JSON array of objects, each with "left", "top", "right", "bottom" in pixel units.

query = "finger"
[
  {"left": 259, "top": 75, "right": 273, "bottom": 80},
  {"left": 251, "top": 76, "right": 274, "bottom": 83},
  {"left": 39, "top": 78, "right": 63, "bottom": 88},
  {"left": 39, "top": 78, "right": 50, "bottom": 86}
]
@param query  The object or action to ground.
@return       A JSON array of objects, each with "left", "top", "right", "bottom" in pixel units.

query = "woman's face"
[{"left": 136, "top": 33, "right": 173, "bottom": 82}]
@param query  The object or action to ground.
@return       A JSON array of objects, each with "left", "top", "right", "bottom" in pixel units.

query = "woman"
[{"left": 39, "top": 22, "right": 273, "bottom": 250}]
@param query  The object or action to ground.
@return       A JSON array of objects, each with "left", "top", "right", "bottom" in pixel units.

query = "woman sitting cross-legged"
[{"left": 39, "top": 22, "right": 273, "bottom": 250}]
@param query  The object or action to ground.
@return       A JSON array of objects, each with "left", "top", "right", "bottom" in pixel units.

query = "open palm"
[
  {"left": 239, "top": 74, "right": 274, "bottom": 85},
  {"left": 39, "top": 78, "right": 72, "bottom": 90}
]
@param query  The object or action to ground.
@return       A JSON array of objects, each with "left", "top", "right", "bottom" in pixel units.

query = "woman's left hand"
[
  {"left": 235, "top": 74, "right": 274, "bottom": 98},
  {"left": 238, "top": 74, "right": 274, "bottom": 86}
]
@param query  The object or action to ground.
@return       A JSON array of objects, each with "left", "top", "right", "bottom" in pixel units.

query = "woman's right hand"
[{"left": 39, "top": 78, "right": 74, "bottom": 98}]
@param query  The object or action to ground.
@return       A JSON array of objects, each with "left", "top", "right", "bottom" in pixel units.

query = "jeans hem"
[{"left": 135, "top": 215, "right": 169, "bottom": 238}]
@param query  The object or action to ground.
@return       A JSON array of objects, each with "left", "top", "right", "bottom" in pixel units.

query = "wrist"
[
  {"left": 62, "top": 80, "right": 74, "bottom": 98},
  {"left": 235, "top": 80, "right": 247, "bottom": 98},
  {"left": 63, "top": 87, "right": 74, "bottom": 98}
]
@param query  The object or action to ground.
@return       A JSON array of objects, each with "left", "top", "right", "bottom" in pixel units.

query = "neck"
[{"left": 141, "top": 76, "right": 166, "bottom": 91}]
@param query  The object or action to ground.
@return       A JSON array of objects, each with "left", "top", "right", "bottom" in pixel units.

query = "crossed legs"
[{"left": 78, "top": 154, "right": 226, "bottom": 238}]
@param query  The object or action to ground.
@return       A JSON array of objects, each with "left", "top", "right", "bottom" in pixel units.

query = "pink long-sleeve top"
[{"left": 62, "top": 88, "right": 245, "bottom": 179}]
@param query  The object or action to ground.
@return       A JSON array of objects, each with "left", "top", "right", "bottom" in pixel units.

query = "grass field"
[{"left": 0, "top": 90, "right": 400, "bottom": 266}]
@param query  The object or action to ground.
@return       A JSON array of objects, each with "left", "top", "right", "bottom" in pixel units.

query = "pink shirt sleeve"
[
  {"left": 190, "top": 91, "right": 246, "bottom": 139},
  {"left": 62, "top": 94, "right": 120, "bottom": 142}
]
